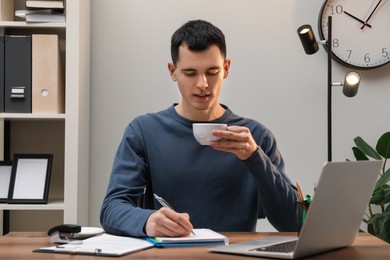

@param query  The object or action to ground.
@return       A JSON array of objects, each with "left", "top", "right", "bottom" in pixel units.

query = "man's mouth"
[{"left": 194, "top": 93, "right": 210, "bottom": 98}]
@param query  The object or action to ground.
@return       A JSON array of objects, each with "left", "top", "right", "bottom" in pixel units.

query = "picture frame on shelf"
[
  {"left": 0, "top": 161, "right": 13, "bottom": 203},
  {"left": 7, "top": 154, "right": 53, "bottom": 204}
]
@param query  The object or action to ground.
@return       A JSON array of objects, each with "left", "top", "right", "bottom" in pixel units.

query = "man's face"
[{"left": 168, "top": 44, "right": 230, "bottom": 120}]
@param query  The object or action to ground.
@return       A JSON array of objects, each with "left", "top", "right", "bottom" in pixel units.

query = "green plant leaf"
[
  {"left": 376, "top": 168, "right": 390, "bottom": 190},
  {"left": 377, "top": 213, "right": 390, "bottom": 243},
  {"left": 354, "top": 137, "right": 382, "bottom": 160},
  {"left": 367, "top": 213, "right": 390, "bottom": 243},
  {"left": 386, "top": 203, "right": 390, "bottom": 212},
  {"left": 384, "top": 185, "right": 390, "bottom": 204},
  {"left": 376, "top": 132, "right": 390, "bottom": 159},
  {"left": 381, "top": 225, "right": 390, "bottom": 243},
  {"left": 367, "top": 222, "right": 376, "bottom": 236},
  {"left": 385, "top": 204, "right": 390, "bottom": 213},
  {"left": 352, "top": 147, "right": 369, "bottom": 161},
  {"left": 367, "top": 214, "right": 380, "bottom": 236},
  {"left": 371, "top": 189, "right": 385, "bottom": 205}
]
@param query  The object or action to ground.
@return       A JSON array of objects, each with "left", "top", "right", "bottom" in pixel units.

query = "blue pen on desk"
[{"left": 153, "top": 193, "right": 196, "bottom": 236}]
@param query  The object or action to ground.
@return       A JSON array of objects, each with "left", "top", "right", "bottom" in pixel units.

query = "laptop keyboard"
[{"left": 252, "top": 240, "right": 297, "bottom": 253}]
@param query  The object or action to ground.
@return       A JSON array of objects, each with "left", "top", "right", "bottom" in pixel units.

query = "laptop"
[{"left": 209, "top": 160, "right": 383, "bottom": 259}]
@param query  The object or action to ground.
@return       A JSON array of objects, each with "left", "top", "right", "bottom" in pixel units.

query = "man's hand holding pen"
[
  {"left": 145, "top": 207, "right": 194, "bottom": 237},
  {"left": 145, "top": 194, "right": 194, "bottom": 237}
]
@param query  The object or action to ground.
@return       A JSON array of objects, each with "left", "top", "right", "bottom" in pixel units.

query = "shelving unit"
[{"left": 0, "top": 0, "right": 90, "bottom": 233}]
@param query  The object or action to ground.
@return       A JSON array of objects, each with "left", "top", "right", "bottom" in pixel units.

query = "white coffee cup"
[{"left": 193, "top": 123, "right": 228, "bottom": 145}]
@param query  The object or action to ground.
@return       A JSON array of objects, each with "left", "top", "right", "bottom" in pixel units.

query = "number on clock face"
[{"left": 319, "top": 0, "right": 390, "bottom": 69}]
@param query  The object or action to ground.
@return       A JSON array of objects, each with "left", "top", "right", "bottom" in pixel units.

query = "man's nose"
[{"left": 196, "top": 74, "right": 208, "bottom": 89}]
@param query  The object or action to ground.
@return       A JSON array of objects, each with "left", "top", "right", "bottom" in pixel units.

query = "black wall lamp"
[{"left": 297, "top": 16, "right": 361, "bottom": 162}]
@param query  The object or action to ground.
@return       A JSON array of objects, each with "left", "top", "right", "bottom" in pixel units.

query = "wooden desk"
[{"left": 1, "top": 232, "right": 389, "bottom": 259}]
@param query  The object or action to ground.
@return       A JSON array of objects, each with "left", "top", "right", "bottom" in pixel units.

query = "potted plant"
[{"left": 351, "top": 132, "right": 390, "bottom": 243}]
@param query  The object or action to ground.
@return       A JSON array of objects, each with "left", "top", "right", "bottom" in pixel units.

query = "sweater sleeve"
[
  {"left": 100, "top": 122, "right": 155, "bottom": 237},
  {"left": 243, "top": 128, "right": 300, "bottom": 232}
]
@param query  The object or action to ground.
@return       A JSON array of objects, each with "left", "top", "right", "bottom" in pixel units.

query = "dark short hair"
[{"left": 170, "top": 19, "right": 227, "bottom": 65}]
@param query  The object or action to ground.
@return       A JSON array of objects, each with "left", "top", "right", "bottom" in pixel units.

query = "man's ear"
[
  {"left": 167, "top": 63, "right": 177, "bottom": 81},
  {"left": 223, "top": 59, "right": 231, "bottom": 79}
]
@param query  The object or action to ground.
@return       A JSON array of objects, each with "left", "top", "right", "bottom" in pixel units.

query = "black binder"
[
  {"left": 0, "top": 36, "right": 4, "bottom": 113},
  {"left": 4, "top": 35, "right": 32, "bottom": 113}
]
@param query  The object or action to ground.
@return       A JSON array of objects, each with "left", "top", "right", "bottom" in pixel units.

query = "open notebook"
[{"left": 210, "top": 160, "right": 383, "bottom": 259}]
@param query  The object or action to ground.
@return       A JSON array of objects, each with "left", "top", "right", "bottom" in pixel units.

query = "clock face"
[{"left": 319, "top": 0, "right": 390, "bottom": 69}]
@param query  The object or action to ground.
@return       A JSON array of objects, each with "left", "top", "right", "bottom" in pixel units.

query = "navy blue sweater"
[{"left": 100, "top": 105, "right": 300, "bottom": 237}]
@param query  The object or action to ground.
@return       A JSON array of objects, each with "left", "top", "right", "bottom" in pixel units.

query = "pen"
[
  {"left": 296, "top": 183, "right": 305, "bottom": 203},
  {"left": 153, "top": 193, "right": 196, "bottom": 236},
  {"left": 296, "top": 183, "right": 309, "bottom": 211}
]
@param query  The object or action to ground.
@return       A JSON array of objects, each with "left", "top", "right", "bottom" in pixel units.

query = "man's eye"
[
  {"left": 207, "top": 70, "right": 219, "bottom": 76},
  {"left": 184, "top": 72, "right": 196, "bottom": 77}
]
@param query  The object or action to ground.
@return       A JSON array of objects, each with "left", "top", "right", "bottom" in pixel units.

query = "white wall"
[{"left": 89, "top": 0, "right": 390, "bottom": 231}]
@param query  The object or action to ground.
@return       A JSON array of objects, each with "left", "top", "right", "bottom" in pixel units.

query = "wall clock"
[{"left": 319, "top": 0, "right": 390, "bottom": 69}]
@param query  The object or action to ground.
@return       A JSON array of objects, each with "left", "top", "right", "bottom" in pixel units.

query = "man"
[{"left": 100, "top": 19, "right": 300, "bottom": 238}]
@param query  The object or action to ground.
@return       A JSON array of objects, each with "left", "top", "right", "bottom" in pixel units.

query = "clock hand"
[
  {"left": 361, "top": 0, "right": 383, "bottom": 29},
  {"left": 344, "top": 11, "right": 372, "bottom": 28}
]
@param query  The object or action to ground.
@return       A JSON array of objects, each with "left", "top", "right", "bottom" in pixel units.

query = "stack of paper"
[
  {"left": 26, "top": 0, "right": 64, "bottom": 9},
  {"left": 15, "top": 0, "right": 65, "bottom": 23},
  {"left": 35, "top": 233, "right": 154, "bottom": 257}
]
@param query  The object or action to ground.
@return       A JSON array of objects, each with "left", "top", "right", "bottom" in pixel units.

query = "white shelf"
[
  {"left": 0, "top": 21, "right": 66, "bottom": 28},
  {"left": 0, "top": 113, "right": 66, "bottom": 120},
  {"left": 0, "top": 199, "right": 64, "bottom": 210}
]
